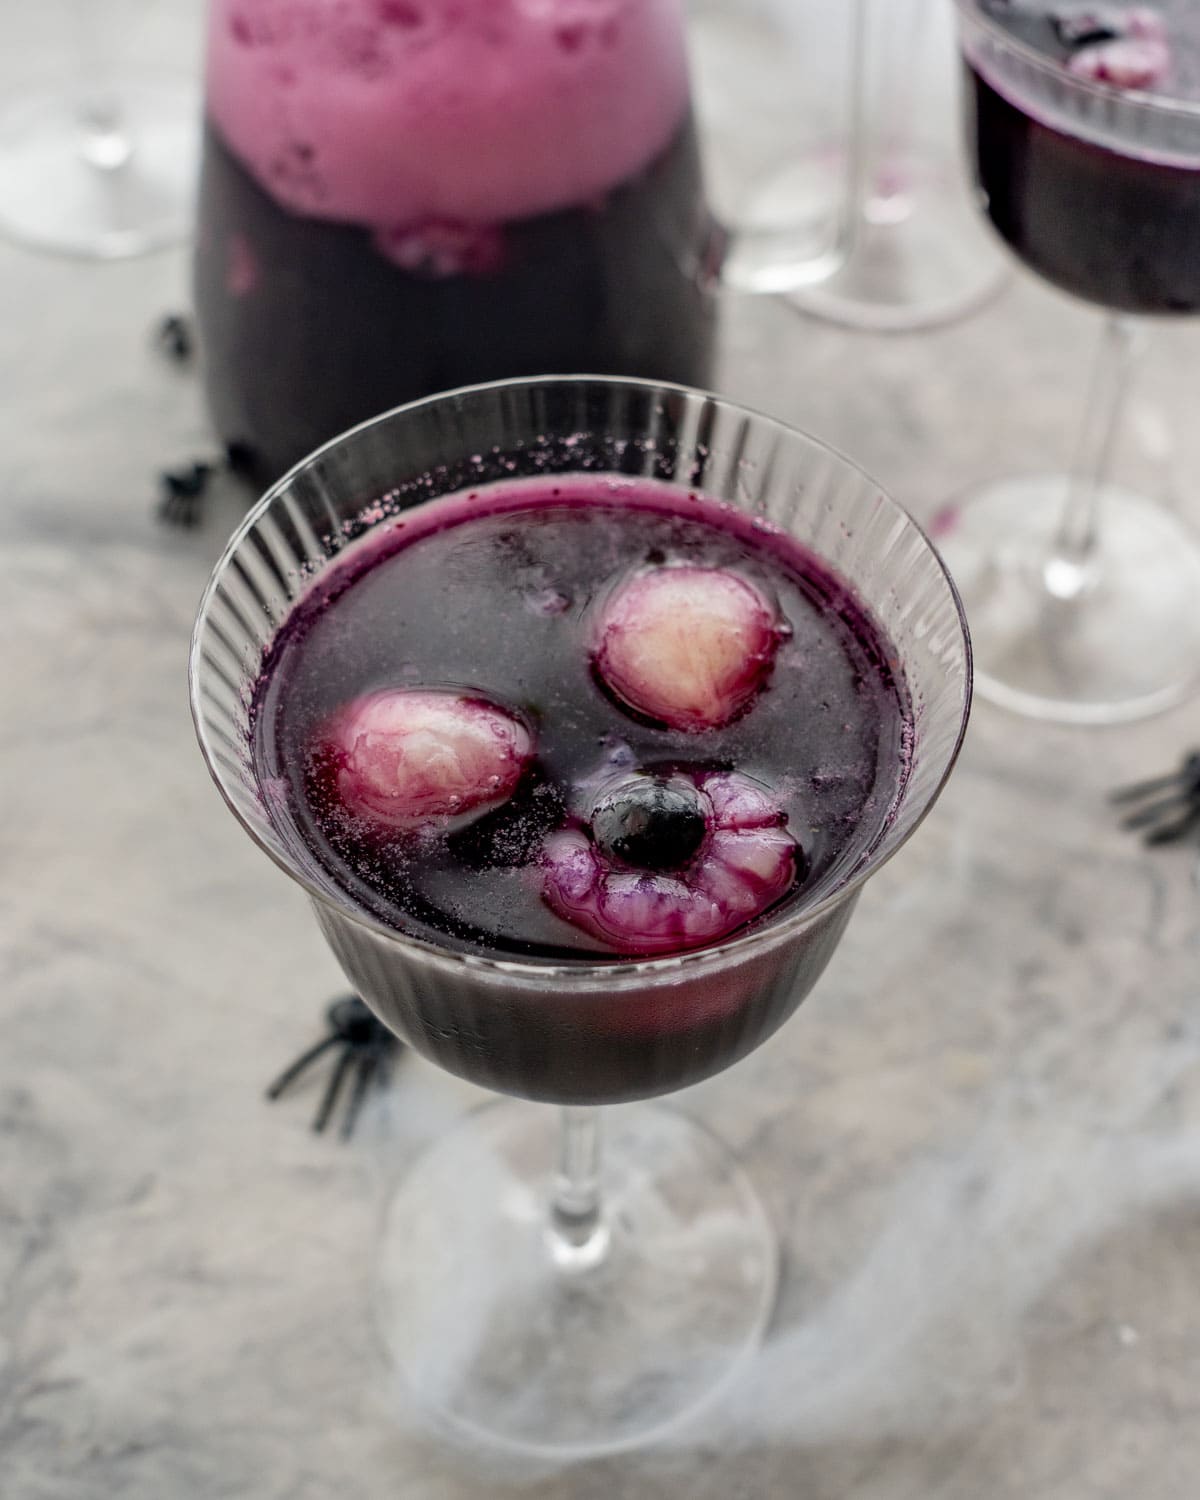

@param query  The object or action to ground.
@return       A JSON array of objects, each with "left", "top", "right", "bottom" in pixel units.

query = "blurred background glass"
[
  {"left": 691, "top": 0, "right": 1009, "bottom": 327},
  {"left": 0, "top": 0, "right": 201, "bottom": 258}
]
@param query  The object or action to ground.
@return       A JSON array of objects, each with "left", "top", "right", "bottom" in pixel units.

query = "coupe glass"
[
  {"left": 936, "top": 0, "right": 1200, "bottom": 722},
  {"left": 0, "top": 0, "right": 199, "bottom": 258},
  {"left": 712, "top": 0, "right": 1007, "bottom": 327},
  {"left": 190, "top": 376, "right": 971, "bottom": 1456}
]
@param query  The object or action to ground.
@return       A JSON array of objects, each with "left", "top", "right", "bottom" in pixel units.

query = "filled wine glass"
[
  {"left": 190, "top": 376, "right": 971, "bottom": 1456},
  {"left": 936, "top": 0, "right": 1200, "bottom": 722}
]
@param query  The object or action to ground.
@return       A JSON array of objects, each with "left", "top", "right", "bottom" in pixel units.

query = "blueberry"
[
  {"left": 590, "top": 776, "right": 708, "bottom": 871},
  {"left": 543, "top": 770, "right": 798, "bottom": 954}
]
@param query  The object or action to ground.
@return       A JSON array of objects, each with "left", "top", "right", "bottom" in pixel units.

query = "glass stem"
[
  {"left": 833, "top": 0, "right": 870, "bottom": 256},
  {"left": 547, "top": 1106, "right": 610, "bottom": 1271},
  {"left": 1044, "top": 316, "right": 1143, "bottom": 601},
  {"left": 859, "top": 0, "right": 927, "bottom": 226},
  {"left": 717, "top": 0, "right": 863, "bottom": 293},
  {"left": 74, "top": 0, "right": 134, "bottom": 171}
]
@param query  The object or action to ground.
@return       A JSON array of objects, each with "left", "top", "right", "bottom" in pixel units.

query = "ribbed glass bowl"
[{"left": 191, "top": 375, "right": 971, "bottom": 1104}]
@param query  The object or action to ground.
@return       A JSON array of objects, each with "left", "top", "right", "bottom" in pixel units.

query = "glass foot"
[
  {"left": 718, "top": 144, "right": 845, "bottom": 294},
  {"left": 933, "top": 475, "right": 1200, "bottom": 724},
  {"left": 760, "top": 144, "right": 1008, "bottom": 331},
  {"left": 0, "top": 73, "right": 200, "bottom": 258},
  {"left": 374, "top": 1099, "right": 778, "bottom": 1457}
]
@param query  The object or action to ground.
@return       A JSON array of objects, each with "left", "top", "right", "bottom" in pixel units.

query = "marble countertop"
[{"left": 7, "top": 3, "right": 1200, "bottom": 1497}]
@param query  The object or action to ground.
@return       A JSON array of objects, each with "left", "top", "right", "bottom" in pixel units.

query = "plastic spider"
[
  {"left": 1111, "top": 751, "right": 1200, "bottom": 846},
  {"left": 155, "top": 441, "right": 259, "bottom": 530},
  {"left": 154, "top": 312, "right": 195, "bottom": 364},
  {"left": 157, "top": 461, "right": 214, "bottom": 528},
  {"left": 266, "top": 995, "right": 402, "bottom": 1139}
]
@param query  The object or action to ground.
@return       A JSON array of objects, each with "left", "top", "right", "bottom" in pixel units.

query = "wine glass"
[
  {"left": 0, "top": 0, "right": 199, "bottom": 258},
  {"left": 936, "top": 0, "right": 1200, "bottom": 723},
  {"left": 707, "top": 0, "right": 1007, "bottom": 327},
  {"left": 190, "top": 376, "right": 971, "bottom": 1456}
]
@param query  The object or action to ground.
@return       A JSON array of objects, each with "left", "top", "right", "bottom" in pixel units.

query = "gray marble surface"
[{"left": 7, "top": 3, "right": 1200, "bottom": 1497}]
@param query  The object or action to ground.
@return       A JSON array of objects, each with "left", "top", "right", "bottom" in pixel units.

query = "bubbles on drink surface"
[{"left": 254, "top": 475, "right": 911, "bottom": 961}]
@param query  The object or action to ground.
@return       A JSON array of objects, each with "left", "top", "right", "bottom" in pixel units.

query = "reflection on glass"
[
  {"left": 700, "top": 0, "right": 1008, "bottom": 327},
  {"left": 0, "top": 0, "right": 198, "bottom": 258}
]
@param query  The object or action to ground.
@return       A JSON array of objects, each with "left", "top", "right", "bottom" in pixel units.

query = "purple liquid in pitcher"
[
  {"left": 195, "top": 1, "right": 718, "bottom": 485},
  {"left": 965, "top": 2, "right": 1200, "bottom": 313},
  {"left": 251, "top": 476, "right": 913, "bottom": 1102}
]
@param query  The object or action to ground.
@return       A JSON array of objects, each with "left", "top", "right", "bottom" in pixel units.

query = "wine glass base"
[
  {"left": 0, "top": 73, "right": 200, "bottom": 258},
  {"left": 746, "top": 145, "right": 1008, "bottom": 331},
  {"left": 374, "top": 1099, "right": 778, "bottom": 1458},
  {"left": 934, "top": 475, "right": 1200, "bottom": 724}
]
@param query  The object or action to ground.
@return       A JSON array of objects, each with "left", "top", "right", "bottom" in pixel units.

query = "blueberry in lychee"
[
  {"left": 590, "top": 775, "right": 709, "bottom": 871},
  {"left": 541, "top": 769, "right": 799, "bottom": 954}
]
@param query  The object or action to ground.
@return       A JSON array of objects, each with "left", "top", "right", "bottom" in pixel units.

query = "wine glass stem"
[
  {"left": 841, "top": 0, "right": 926, "bottom": 236},
  {"left": 74, "top": 0, "right": 134, "bottom": 171},
  {"left": 836, "top": 0, "right": 871, "bottom": 253},
  {"left": 547, "top": 1106, "right": 610, "bottom": 1271},
  {"left": 1044, "top": 315, "right": 1143, "bottom": 600}
]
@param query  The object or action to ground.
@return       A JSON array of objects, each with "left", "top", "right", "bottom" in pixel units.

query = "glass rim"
[
  {"left": 952, "top": 0, "right": 1200, "bottom": 124},
  {"left": 189, "top": 374, "right": 973, "bottom": 987}
]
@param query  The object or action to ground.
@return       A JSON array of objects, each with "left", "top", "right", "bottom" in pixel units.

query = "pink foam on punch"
[{"left": 205, "top": 0, "right": 692, "bottom": 228}]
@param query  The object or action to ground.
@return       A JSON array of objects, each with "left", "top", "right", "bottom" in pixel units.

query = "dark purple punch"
[
  {"left": 963, "top": 2, "right": 1200, "bottom": 313},
  {"left": 249, "top": 474, "right": 912, "bottom": 1100}
]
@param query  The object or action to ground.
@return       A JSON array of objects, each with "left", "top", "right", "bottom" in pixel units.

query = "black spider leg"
[
  {"left": 312, "top": 1046, "right": 358, "bottom": 1135},
  {"left": 340, "top": 1043, "right": 385, "bottom": 1141},
  {"left": 156, "top": 438, "right": 259, "bottom": 532},
  {"left": 1144, "top": 801, "right": 1200, "bottom": 849},
  {"left": 154, "top": 312, "right": 194, "bottom": 363},
  {"left": 156, "top": 462, "right": 215, "bottom": 528},
  {"left": 1110, "top": 771, "right": 1189, "bottom": 806},
  {"left": 1118, "top": 790, "right": 1195, "bottom": 833},
  {"left": 1110, "top": 751, "right": 1200, "bottom": 806},
  {"left": 265, "top": 1032, "right": 341, "bottom": 1101},
  {"left": 266, "top": 995, "right": 402, "bottom": 1137}
]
